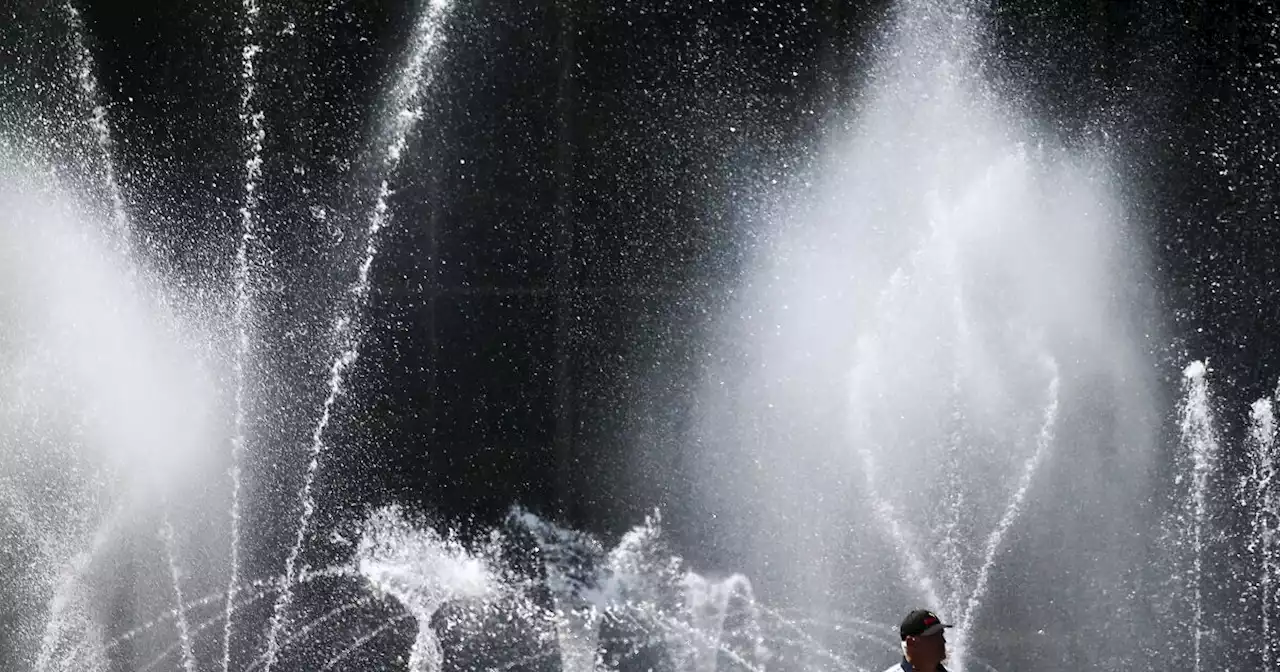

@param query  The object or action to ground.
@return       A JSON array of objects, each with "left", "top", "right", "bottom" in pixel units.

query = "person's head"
[{"left": 899, "top": 609, "right": 952, "bottom": 669}]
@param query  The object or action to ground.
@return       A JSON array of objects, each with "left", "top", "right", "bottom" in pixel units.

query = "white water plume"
[
  {"left": 691, "top": 0, "right": 1156, "bottom": 667},
  {"left": 357, "top": 506, "right": 495, "bottom": 672},
  {"left": 0, "top": 155, "right": 219, "bottom": 670}
]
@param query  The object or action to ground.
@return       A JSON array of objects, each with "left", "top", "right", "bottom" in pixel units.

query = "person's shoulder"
[{"left": 881, "top": 663, "right": 906, "bottom": 672}]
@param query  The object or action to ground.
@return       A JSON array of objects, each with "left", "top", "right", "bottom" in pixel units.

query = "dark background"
[{"left": 4, "top": 0, "right": 1280, "bottom": 657}]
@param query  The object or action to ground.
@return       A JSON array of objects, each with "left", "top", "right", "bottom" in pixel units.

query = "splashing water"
[
  {"left": 508, "top": 510, "right": 776, "bottom": 672},
  {"left": 512, "top": 507, "right": 624, "bottom": 672},
  {"left": 357, "top": 506, "right": 496, "bottom": 672},
  {"left": 953, "top": 356, "right": 1059, "bottom": 668},
  {"left": 679, "top": 574, "right": 760, "bottom": 672}
]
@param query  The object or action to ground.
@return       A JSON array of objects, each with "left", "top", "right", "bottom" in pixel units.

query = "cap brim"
[{"left": 918, "top": 623, "right": 953, "bottom": 637}]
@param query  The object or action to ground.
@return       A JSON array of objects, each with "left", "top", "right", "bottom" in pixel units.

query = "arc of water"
[
  {"left": 62, "top": 0, "right": 132, "bottom": 259},
  {"left": 764, "top": 612, "right": 905, "bottom": 656},
  {"left": 755, "top": 604, "right": 886, "bottom": 668},
  {"left": 160, "top": 510, "right": 199, "bottom": 672},
  {"left": 851, "top": 432, "right": 944, "bottom": 608},
  {"left": 766, "top": 614, "right": 899, "bottom": 652},
  {"left": 101, "top": 563, "right": 359, "bottom": 656},
  {"left": 223, "top": 1, "right": 266, "bottom": 670},
  {"left": 848, "top": 223, "right": 955, "bottom": 608},
  {"left": 639, "top": 607, "right": 772, "bottom": 672},
  {"left": 34, "top": 506, "right": 123, "bottom": 672},
  {"left": 141, "top": 594, "right": 375, "bottom": 672},
  {"left": 106, "top": 581, "right": 279, "bottom": 656},
  {"left": 242, "top": 597, "right": 376, "bottom": 672},
  {"left": 141, "top": 589, "right": 259, "bottom": 672},
  {"left": 259, "top": 4, "right": 453, "bottom": 670},
  {"left": 848, "top": 191, "right": 1005, "bottom": 611},
  {"left": 770, "top": 606, "right": 898, "bottom": 633},
  {"left": 952, "top": 354, "right": 1059, "bottom": 668},
  {"left": 141, "top": 594, "right": 268, "bottom": 671},
  {"left": 850, "top": 196, "right": 1066, "bottom": 671},
  {"left": 936, "top": 210, "right": 971, "bottom": 617},
  {"left": 318, "top": 614, "right": 415, "bottom": 672}
]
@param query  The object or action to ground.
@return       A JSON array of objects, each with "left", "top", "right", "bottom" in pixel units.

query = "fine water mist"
[
  {"left": 3, "top": 0, "right": 1280, "bottom": 671},
  {"left": 691, "top": 1, "right": 1158, "bottom": 668},
  {"left": 0, "top": 157, "right": 224, "bottom": 670}
]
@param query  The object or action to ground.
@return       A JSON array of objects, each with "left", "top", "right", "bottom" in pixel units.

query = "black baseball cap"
[{"left": 900, "top": 609, "right": 953, "bottom": 639}]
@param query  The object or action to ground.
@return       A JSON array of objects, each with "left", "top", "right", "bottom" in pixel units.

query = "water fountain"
[
  {"left": 1164, "top": 363, "right": 1280, "bottom": 672},
  {"left": 690, "top": 0, "right": 1162, "bottom": 668},
  {"left": 3, "top": 0, "right": 1280, "bottom": 670}
]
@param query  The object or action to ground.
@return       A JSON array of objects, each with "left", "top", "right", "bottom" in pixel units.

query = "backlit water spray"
[
  {"left": 691, "top": 0, "right": 1159, "bottom": 669},
  {"left": 954, "top": 356, "right": 1059, "bottom": 668},
  {"left": 223, "top": 0, "right": 265, "bottom": 668},
  {"left": 33, "top": 514, "right": 120, "bottom": 672},
  {"left": 1245, "top": 388, "right": 1280, "bottom": 670},
  {"left": 12, "top": 0, "right": 1280, "bottom": 670},
  {"left": 356, "top": 507, "right": 495, "bottom": 672},
  {"left": 160, "top": 510, "right": 198, "bottom": 672},
  {"left": 1178, "top": 361, "right": 1218, "bottom": 672},
  {"left": 62, "top": 0, "right": 131, "bottom": 257},
  {"left": 258, "top": 1, "right": 455, "bottom": 669}
]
